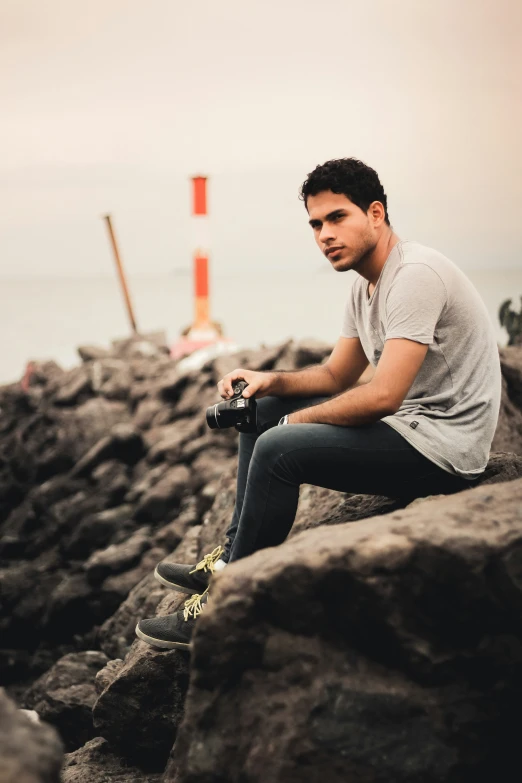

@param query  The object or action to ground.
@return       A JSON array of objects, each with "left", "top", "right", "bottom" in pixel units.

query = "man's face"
[{"left": 307, "top": 191, "right": 377, "bottom": 271}]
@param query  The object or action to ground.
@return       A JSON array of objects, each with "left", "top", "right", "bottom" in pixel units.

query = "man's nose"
[{"left": 319, "top": 223, "right": 336, "bottom": 244}]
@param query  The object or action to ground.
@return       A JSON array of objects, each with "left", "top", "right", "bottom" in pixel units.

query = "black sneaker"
[
  {"left": 135, "top": 589, "right": 208, "bottom": 650},
  {"left": 154, "top": 545, "right": 224, "bottom": 594}
]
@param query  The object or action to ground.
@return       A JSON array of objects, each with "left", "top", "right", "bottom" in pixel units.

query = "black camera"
[{"left": 206, "top": 379, "right": 257, "bottom": 433}]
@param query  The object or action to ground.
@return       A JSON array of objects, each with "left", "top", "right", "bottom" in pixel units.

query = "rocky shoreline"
[{"left": 1, "top": 336, "right": 522, "bottom": 782}]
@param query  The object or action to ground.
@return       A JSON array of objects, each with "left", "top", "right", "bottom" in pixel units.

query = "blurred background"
[{"left": 0, "top": 0, "right": 521, "bottom": 384}]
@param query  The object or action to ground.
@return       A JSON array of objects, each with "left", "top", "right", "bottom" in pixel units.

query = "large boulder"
[
  {"left": 166, "top": 476, "right": 522, "bottom": 783},
  {"left": 70, "top": 424, "right": 144, "bottom": 478},
  {"left": 92, "top": 595, "right": 190, "bottom": 770},
  {"left": 62, "top": 737, "right": 163, "bottom": 783},
  {"left": 92, "top": 527, "right": 201, "bottom": 766},
  {"left": 22, "top": 651, "right": 108, "bottom": 751},
  {"left": 84, "top": 527, "right": 151, "bottom": 584},
  {"left": 134, "top": 464, "right": 191, "bottom": 522},
  {"left": 0, "top": 688, "right": 63, "bottom": 783},
  {"left": 2, "top": 336, "right": 522, "bottom": 781}
]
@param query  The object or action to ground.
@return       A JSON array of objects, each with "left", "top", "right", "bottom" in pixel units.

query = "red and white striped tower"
[
  {"left": 188, "top": 175, "right": 216, "bottom": 338},
  {"left": 171, "top": 175, "right": 231, "bottom": 360}
]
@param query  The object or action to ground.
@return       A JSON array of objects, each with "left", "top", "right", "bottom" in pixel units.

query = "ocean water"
[{"left": 0, "top": 268, "right": 520, "bottom": 386}]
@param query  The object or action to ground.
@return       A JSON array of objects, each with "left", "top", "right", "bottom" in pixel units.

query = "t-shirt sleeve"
[
  {"left": 340, "top": 287, "right": 359, "bottom": 338},
  {"left": 385, "top": 263, "right": 447, "bottom": 344}
]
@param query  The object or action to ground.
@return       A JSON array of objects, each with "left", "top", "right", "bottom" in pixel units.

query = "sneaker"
[
  {"left": 154, "top": 545, "right": 225, "bottom": 594},
  {"left": 135, "top": 589, "right": 208, "bottom": 649}
]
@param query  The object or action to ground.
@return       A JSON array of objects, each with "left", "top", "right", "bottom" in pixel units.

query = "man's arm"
[
  {"left": 288, "top": 338, "right": 428, "bottom": 425},
  {"left": 271, "top": 336, "right": 370, "bottom": 397},
  {"left": 219, "top": 337, "right": 370, "bottom": 399}
]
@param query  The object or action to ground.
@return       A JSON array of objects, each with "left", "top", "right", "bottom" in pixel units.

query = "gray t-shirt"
[{"left": 341, "top": 240, "right": 501, "bottom": 478}]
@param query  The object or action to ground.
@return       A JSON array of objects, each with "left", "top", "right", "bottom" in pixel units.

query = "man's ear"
[{"left": 368, "top": 201, "right": 385, "bottom": 226}]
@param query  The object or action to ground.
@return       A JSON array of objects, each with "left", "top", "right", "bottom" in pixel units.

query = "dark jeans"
[{"left": 224, "top": 395, "right": 474, "bottom": 563}]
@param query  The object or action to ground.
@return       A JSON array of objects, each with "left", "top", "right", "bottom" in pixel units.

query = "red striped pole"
[
  {"left": 191, "top": 176, "right": 214, "bottom": 334},
  {"left": 171, "top": 174, "right": 234, "bottom": 359}
]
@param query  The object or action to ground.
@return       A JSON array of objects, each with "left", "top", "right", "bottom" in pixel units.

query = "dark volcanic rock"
[
  {"left": 145, "top": 418, "right": 203, "bottom": 464},
  {"left": 70, "top": 424, "right": 144, "bottom": 478},
  {"left": 84, "top": 527, "right": 151, "bottom": 584},
  {"left": 93, "top": 594, "right": 190, "bottom": 769},
  {"left": 22, "top": 651, "right": 108, "bottom": 751},
  {"left": 91, "top": 460, "right": 131, "bottom": 505},
  {"left": 63, "top": 504, "right": 134, "bottom": 559},
  {"left": 210, "top": 341, "right": 288, "bottom": 383},
  {"left": 134, "top": 464, "right": 191, "bottom": 522},
  {"left": 179, "top": 429, "right": 237, "bottom": 463},
  {"left": 94, "top": 659, "right": 124, "bottom": 695},
  {"left": 152, "top": 497, "right": 199, "bottom": 550},
  {"left": 478, "top": 450, "right": 522, "bottom": 482},
  {"left": 100, "top": 545, "right": 168, "bottom": 605},
  {"left": 171, "top": 373, "right": 217, "bottom": 419},
  {"left": 92, "top": 531, "right": 201, "bottom": 764},
  {"left": 89, "top": 358, "right": 134, "bottom": 400},
  {"left": 0, "top": 556, "right": 64, "bottom": 650},
  {"left": 294, "top": 337, "right": 333, "bottom": 366},
  {"left": 2, "top": 338, "right": 522, "bottom": 781},
  {"left": 132, "top": 396, "right": 165, "bottom": 429},
  {"left": 77, "top": 345, "right": 111, "bottom": 363},
  {"left": 62, "top": 737, "right": 162, "bottom": 783},
  {"left": 190, "top": 448, "right": 236, "bottom": 492},
  {"left": 0, "top": 688, "right": 63, "bottom": 783},
  {"left": 44, "top": 573, "right": 104, "bottom": 640},
  {"left": 166, "top": 476, "right": 522, "bottom": 783},
  {"left": 53, "top": 367, "right": 92, "bottom": 406}
]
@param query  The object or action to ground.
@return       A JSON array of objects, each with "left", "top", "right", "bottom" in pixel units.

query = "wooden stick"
[{"left": 103, "top": 214, "right": 138, "bottom": 334}]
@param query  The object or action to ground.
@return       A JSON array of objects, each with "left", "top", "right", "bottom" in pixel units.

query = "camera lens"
[{"left": 205, "top": 404, "right": 220, "bottom": 429}]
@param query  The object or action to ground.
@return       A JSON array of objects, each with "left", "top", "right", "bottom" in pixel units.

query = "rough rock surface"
[
  {"left": 90, "top": 526, "right": 204, "bottom": 767},
  {"left": 0, "top": 687, "right": 63, "bottom": 783},
  {"left": 62, "top": 737, "right": 162, "bottom": 783},
  {"left": 93, "top": 618, "right": 189, "bottom": 770},
  {"left": 166, "top": 476, "right": 522, "bottom": 783},
  {"left": 90, "top": 518, "right": 203, "bottom": 766},
  {"left": 92, "top": 453, "right": 522, "bottom": 769},
  {"left": 22, "top": 651, "right": 108, "bottom": 751},
  {"left": 1, "top": 337, "right": 522, "bottom": 782},
  {"left": 0, "top": 337, "right": 329, "bottom": 687}
]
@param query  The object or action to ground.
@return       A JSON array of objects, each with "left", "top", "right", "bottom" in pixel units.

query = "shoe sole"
[
  {"left": 154, "top": 566, "right": 202, "bottom": 594},
  {"left": 135, "top": 623, "right": 191, "bottom": 650}
]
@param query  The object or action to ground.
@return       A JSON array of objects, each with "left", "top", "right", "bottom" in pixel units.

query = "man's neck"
[{"left": 358, "top": 229, "right": 401, "bottom": 288}]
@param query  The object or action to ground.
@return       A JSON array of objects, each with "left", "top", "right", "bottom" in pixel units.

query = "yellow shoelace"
[
  {"left": 183, "top": 588, "right": 209, "bottom": 622},
  {"left": 189, "top": 545, "right": 224, "bottom": 575}
]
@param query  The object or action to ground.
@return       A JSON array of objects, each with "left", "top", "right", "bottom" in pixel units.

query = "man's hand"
[{"left": 217, "top": 368, "right": 276, "bottom": 400}]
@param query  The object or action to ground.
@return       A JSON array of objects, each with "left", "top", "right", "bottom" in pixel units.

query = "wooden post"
[{"left": 103, "top": 214, "right": 139, "bottom": 334}]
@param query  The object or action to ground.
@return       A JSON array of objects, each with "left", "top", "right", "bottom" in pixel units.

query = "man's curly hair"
[{"left": 300, "top": 158, "right": 390, "bottom": 226}]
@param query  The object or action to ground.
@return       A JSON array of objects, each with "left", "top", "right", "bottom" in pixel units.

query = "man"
[{"left": 136, "top": 157, "right": 501, "bottom": 649}]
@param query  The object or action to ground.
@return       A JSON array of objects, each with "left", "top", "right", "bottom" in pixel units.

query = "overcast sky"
[{"left": 0, "top": 0, "right": 521, "bottom": 277}]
